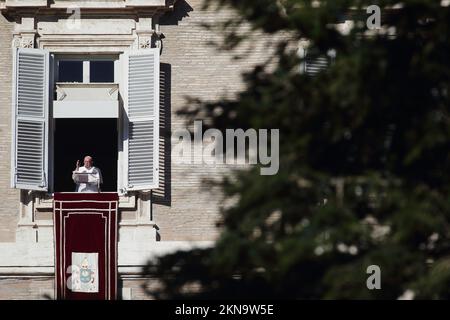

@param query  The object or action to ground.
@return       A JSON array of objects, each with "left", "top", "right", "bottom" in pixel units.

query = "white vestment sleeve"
[{"left": 72, "top": 170, "right": 80, "bottom": 183}]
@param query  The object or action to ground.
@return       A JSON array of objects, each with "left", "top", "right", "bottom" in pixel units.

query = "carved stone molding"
[
  {"left": 0, "top": 0, "right": 175, "bottom": 10},
  {"left": 138, "top": 36, "right": 152, "bottom": 49},
  {"left": 12, "top": 36, "right": 20, "bottom": 48},
  {"left": 20, "top": 35, "right": 34, "bottom": 48},
  {"left": 0, "top": 0, "right": 175, "bottom": 18},
  {"left": 136, "top": 16, "right": 155, "bottom": 50},
  {"left": 2, "top": 0, "right": 176, "bottom": 51},
  {"left": 12, "top": 16, "right": 38, "bottom": 48}
]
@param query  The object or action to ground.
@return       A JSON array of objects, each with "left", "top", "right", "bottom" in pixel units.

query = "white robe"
[{"left": 72, "top": 166, "right": 103, "bottom": 193}]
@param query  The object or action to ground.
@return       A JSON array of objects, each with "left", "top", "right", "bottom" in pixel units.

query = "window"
[
  {"left": 304, "top": 50, "right": 331, "bottom": 75},
  {"left": 90, "top": 61, "right": 115, "bottom": 83},
  {"left": 299, "top": 47, "right": 336, "bottom": 76},
  {"left": 11, "top": 48, "right": 160, "bottom": 193},
  {"left": 58, "top": 60, "right": 83, "bottom": 82},
  {"left": 56, "top": 56, "right": 117, "bottom": 84},
  {"left": 54, "top": 118, "right": 118, "bottom": 192}
]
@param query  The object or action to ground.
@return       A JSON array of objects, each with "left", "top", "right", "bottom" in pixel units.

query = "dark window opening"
[
  {"left": 58, "top": 60, "right": 83, "bottom": 82},
  {"left": 90, "top": 61, "right": 115, "bottom": 83},
  {"left": 54, "top": 118, "right": 118, "bottom": 192}
]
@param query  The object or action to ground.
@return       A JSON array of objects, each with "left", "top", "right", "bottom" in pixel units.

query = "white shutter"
[
  {"left": 11, "top": 48, "right": 49, "bottom": 191},
  {"left": 305, "top": 54, "right": 330, "bottom": 75},
  {"left": 121, "top": 49, "right": 159, "bottom": 191},
  {"left": 303, "top": 49, "right": 334, "bottom": 76}
]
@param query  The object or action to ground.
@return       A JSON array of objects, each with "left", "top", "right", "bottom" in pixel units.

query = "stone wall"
[
  {"left": 152, "top": 0, "right": 275, "bottom": 241},
  {"left": 0, "top": 13, "right": 20, "bottom": 243},
  {"left": 0, "top": 278, "right": 53, "bottom": 300},
  {"left": 0, "top": 277, "right": 159, "bottom": 300},
  {"left": 0, "top": 0, "right": 279, "bottom": 299}
]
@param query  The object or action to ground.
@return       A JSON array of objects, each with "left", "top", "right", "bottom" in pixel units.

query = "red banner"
[{"left": 54, "top": 192, "right": 118, "bottom": 300}]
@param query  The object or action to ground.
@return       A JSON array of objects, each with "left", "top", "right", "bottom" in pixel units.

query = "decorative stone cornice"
[
  {"left": 1, "top": 0, "right": 176, "bottom": 20},
  {"left": 1, "top": 0, "right": 175, "bottom": 10},
  {"left": 3, "top": 0, "right": 176, "bottom": 50}
]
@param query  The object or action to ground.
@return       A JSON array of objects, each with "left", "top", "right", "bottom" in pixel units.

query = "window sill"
[
  {"left": 35, "top": 193, "right": 136, "bottom": 210},
  {"left": 55, "top": 82, "right": 119, "bottom": 101}
]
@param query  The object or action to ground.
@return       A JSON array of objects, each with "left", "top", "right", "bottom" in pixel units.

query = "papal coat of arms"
[{"left": 70, "top": 252, "right": 99, "bottom": 293}]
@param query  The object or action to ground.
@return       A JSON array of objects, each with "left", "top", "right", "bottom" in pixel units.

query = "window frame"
[
  {"left": 12, "top": 50, "right": 159, "bottom": 196},
  {"left": 51, "top": 54, "right": 122, "bottom": 194},
  {"left": 54, "top": 54, "right": 119, "bottom": 84}
]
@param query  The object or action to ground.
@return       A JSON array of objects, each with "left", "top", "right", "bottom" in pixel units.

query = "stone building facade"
[{"left": 0, "top": 0, "right": 279, "bottom": 299}]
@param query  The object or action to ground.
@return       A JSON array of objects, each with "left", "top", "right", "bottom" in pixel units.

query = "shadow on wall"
[
  {"left": 151, "top": 1, "right": 194, "bottom": 206},
  {"left": 151, "top": 2, "right": 193, "bottom": 206},
  {"left": 159, "top": 0, "right": 194, "bottom": 26},
  {"left": 153, "top": 1, "right": 194, "bottom": 54},
  {"left": 152, "top": 63, "right": 172, "bottom": 207}
]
